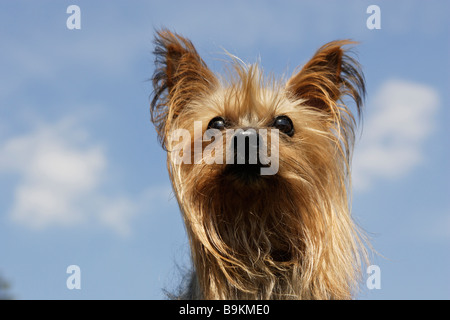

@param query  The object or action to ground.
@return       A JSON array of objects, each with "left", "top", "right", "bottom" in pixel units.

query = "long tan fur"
[{"left": 151, "top": 29, "right": 368, "bottom": 299}]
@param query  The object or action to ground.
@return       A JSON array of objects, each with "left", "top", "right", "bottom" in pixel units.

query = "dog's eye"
[
  {"left": 207, "top": 117, "right": 226, "bottom": 130},
  {"left": 273, "top": 116, "right": 294, "bottom": 136}
]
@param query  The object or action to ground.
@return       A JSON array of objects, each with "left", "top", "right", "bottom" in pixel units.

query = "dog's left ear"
[
  {"left": 286, "top": 40, "right": 365, "bottom": 118},
  {"left": 151, "top": 29, "right": 218, "bottom": 149}
]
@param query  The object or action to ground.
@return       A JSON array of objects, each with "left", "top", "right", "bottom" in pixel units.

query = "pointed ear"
[
  {"left": 151, "top": 29, "right": 217, "bottom": 148},
  {"left": 286, "top": 40, "right": 365, "bottom": 118}
]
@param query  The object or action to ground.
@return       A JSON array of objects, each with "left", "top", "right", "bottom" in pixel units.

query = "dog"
[{"left": 150, "top": 29, "right": 368, "bottom": 299}]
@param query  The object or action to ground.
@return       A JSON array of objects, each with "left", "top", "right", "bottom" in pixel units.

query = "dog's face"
[{"left": 165, "top": 69, "right": 335, "bottom": 199}]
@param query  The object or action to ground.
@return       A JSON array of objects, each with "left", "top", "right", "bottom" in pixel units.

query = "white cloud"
[
  {"left": 96, "top": 197, "right": 138, "bottom": 237},
  {"left": 96, "top": 185, "right": 175, "bottom": 237},
  {"left": 0, "top": 117, "right": 170, "bottom": 236},
  {"left": 0, "top": 118, "right": 105, "bottom": 228},
  {"left": 352, "top": 79, "right": 440, "bottom": 191}
]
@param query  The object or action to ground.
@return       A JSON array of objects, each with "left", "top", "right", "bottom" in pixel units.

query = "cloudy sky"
[{"left": 0, "top": 1, "right": 448, "bottom": 299}]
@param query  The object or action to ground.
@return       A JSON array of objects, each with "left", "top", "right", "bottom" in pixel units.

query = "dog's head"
[{"left": 151, "top": 29, "right": 364, "bottom": 194}]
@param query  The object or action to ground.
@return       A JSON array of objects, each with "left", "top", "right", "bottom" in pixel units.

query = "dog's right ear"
[{"left": 151, "top": 29, "right": 217, "bottom": 148}]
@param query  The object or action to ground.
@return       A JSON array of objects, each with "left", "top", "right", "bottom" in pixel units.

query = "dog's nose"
[{"left": 232, "top": 128, "right": 260, "bottom": 165}]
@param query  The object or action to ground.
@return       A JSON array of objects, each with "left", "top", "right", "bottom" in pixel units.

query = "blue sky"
[{"left": 0, "top": 0, "right": 448, "bottom": 299}]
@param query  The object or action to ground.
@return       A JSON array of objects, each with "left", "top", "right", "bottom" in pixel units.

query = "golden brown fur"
[{"left": 151, "top": 29, "right": 368, "bottom": 299}]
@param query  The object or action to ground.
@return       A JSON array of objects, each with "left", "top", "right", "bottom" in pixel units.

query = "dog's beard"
[{"left": 168, "top": 132, "right": 363, "bottom": 300}]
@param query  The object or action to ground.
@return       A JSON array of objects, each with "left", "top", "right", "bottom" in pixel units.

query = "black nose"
[{"left": 232, "top": 128, "right": 260, "bottom": 165}]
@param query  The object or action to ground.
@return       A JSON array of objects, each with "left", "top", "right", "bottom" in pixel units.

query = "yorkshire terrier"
[{"left": 150, "top": 29, "right": 367, "bottom": 299}]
